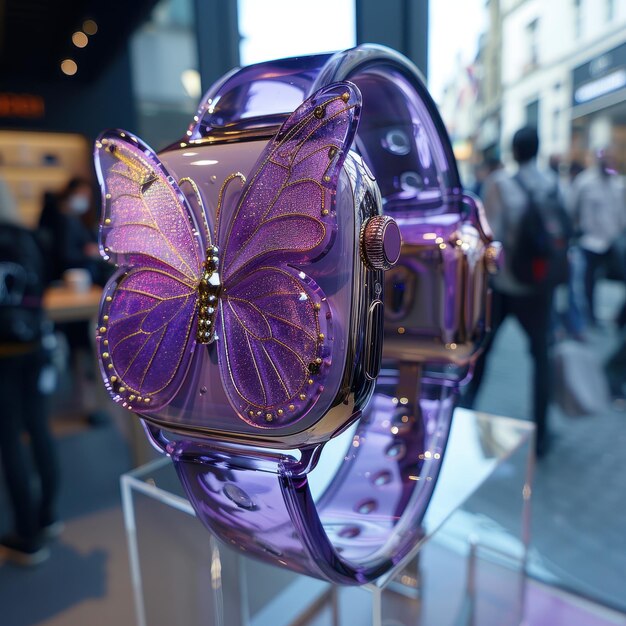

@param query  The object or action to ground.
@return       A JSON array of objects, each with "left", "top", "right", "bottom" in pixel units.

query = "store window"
[
  {"left": 574, "top": 0, "right": 583, "bottom": 38},
  {"left": 238, "top": 0, "right": 355, "bottom": 65},
  {"left": 526, "top": 18, "right": 539, "bottom": 71},
  {"left": 525, "top": 98, "right": 539, "bottom": 128},
  {"left": 130, "top": 0, "right": 199, "bottom": 147}
]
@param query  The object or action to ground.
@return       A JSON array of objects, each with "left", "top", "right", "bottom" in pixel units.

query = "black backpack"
[
  {"left": 510, "top": 174, "right": 572, "bottom": 288},
  {"left": 0, "top": 224, "right": 46, "bottom": 343}
]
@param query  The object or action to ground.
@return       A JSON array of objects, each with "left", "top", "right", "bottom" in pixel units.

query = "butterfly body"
[{"left": 196, "top": 246, "right": 221, "bottom": 344}]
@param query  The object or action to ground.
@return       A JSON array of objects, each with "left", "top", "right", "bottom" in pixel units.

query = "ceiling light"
[
  {"left": 72, "top": 31, "right": 88, "bottom": 48},
  {"left": 61, "top": 59, "right": 78, "bottom": 76},
  {"left": 83, "top": 19, "right": 98, "bottom": 35}
]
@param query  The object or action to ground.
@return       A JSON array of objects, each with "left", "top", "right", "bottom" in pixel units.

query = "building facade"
[{"left": 497, "top": 0, "right": 626, "bottom": 170}]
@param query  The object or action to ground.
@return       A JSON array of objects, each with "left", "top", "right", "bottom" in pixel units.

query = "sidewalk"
[{"left": 469, "top": 280, "right": 626, "bottom": 611}]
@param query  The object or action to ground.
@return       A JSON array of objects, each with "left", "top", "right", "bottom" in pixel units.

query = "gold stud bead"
[
  {"left": 102, "top": 352, "right": 110, "bottom": 359},
  {"left": 119, "top": 386, "right": 126, "bottom": 393},
  {"left": 104, "top": 218, "right": 111, "bottom": 225},
  {"left": 129, "top": 394, "right": 136, "bottom": 401},
  {"left": 323, "top": 175, "right": 331, "bottom": 183},
  {"left": 249, "top": 410, "right": 255, "bottom": 417},
  {"left": 299, "top": 393, "right": 306, "bottom": 401},
  {"left": 315, "top": 357, "right": 322, "bottom": 364},
  {"left": 110, "top": 376, "right": 117, "bottom": 383},
  {"left": 144, "top": 398, "right": 151, "bottom": 404},
  {"left": 314, "top": 105, "right": 325, "bottom": 119},
  {"left": 318, "top": 333, "right": 325, "bottom": 340},
  {"left": 265, "top": 413, "right": 273, "bottom": 422},
  {"left": 289, "top": 404, "right": 295, "bottom": 411},
  {"left": 105, "top": 193, "right": 112, "bottom": 199},
  {"left": 99, "top": 326, "right": 106, "bottom": 333},
  {"left": 103, "top": 315, "right": 109, "bottom": 321},
  {"left": 103, "top": 340, "right": 109, "bottom": 346},
  {"left": 277, "top": 409, "right": 284, "bottom": 416},
  {"left": 107, "top": 364, "right": 113, "bottom": 370},
  {"left": 321, "top": 209, "right": 329, "bottom": 216},
  {"left": 341, "top": 92, "right": 350, "bottom": 102},
  {"left": 308, "top": 379, "right": 314, "bottom": 385},
  {"left": 314, "top": 303, "right": 321, "bottom": 311},
  {"left": 106, "top": 296, "right": 112, "bottom": 302}
]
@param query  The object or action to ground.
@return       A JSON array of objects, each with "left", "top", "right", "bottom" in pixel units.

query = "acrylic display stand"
[{"left": 121, "top": 409, "right": 534, "bottom": 626}]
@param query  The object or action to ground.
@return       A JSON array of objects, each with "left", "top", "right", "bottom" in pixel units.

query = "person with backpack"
[
  {"left": 459, "top": 126, "right": 571, "bottom": 457},
  {"left": 0, "top": 179, "right": 60, "bottom": 566}
]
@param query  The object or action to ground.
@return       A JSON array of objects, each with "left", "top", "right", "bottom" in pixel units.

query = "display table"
[
  {"left": 121, "top": 409, "right": 534, "bottom": 626},
  {"left": 43, "top": 284, "right": 102, "bottom": 323}
]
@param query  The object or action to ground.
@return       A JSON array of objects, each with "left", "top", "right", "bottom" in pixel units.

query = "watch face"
[
  {"left": 93, "top": 83, "right": 366, "bottom": 442},
  {"left": 150, "top": 140, "right": 356, "bottom": 438}
]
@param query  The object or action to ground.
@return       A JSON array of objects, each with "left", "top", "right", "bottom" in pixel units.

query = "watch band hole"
[
  {"left": 372, "top": 470, "right": 392, "bottom": 487},
  {"left": 385, "top": 441, "right": 407, "bottom": 460},
  {"left": 355, "top": 499, "right": 378, "bottom": 515},
  {"left": 383, "top": 129, "right": 411, "bottom": 156},
  {"left": 338, "top": 525, "right": 361, "bottom": 539},
  {"left": 223, "top": 483, "right": 255, "bottom": 510},
  {"left": 400, "top": 171, "right": 423, "bottom": 192}
]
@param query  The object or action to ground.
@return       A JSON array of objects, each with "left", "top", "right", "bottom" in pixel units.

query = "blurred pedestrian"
[
  {"left": 0, "top": 179, "right": 60, "bottom": 566},
  {"left": 460, "top": 126, "right": 559, "bottom": 456},
  {"left": 568, "top": 147, "right": 626, "bottom": 325},
  {"left": 39, "top": 177, "right": 103, "bottom": 284},
  {"left": 559, "top": 158, "right": 588, "bottom": 339},
  {"left": 39, "top": 178, "right": 110, "bottom": 382}
]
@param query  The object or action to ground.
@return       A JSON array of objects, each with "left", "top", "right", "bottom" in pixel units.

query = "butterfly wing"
[
  {"left": 216, "top": 83, "right": 361, "bottom": 426},
  {"left": 95, "top": 130, "right": 205, "bottom": 410}
]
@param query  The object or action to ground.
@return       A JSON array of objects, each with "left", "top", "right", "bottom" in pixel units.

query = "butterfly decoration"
[{"left": 94, "top": 82, "right": 361, "bottom": 428}]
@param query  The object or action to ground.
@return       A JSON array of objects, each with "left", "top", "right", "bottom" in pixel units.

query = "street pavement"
[{"left": 467, "top": 280, "right": 626, "bottom": 612}]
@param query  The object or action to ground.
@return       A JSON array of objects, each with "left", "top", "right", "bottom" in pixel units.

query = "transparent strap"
[{"left": 171, "top": 368, "right": 455, "bottom": 585}]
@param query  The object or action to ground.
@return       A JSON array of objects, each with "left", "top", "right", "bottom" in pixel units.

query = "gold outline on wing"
[
  {"left": 178, "top": 176, "right": 212, "bottom": 247},
  {"left": 227, "top": 296, "right": 317, "bottom": 343},
  {"left": 220, "top": 266, "right": 321, "bottom": 409},
  {"left": 106, "top": 284, "right": 197, "bottom": 397},
  {"left": 102, "top": 138, "right": 203, "bottom": 281},
  {"left": 220, "top": 304, "right": 268, "bottom": 408},
  {"left": 223, "top": 212, "right": 327, "bottom": 281},
  {"left": 259, "top": 343, "right": 291, "bottom": 400},
  {"left": 219, "top": 92, "right": 355, "bottom": 272}
]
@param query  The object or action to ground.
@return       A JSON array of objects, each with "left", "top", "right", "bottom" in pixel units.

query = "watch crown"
[{"left": 360, "top": 215, "right": 402, "bottom": 270}]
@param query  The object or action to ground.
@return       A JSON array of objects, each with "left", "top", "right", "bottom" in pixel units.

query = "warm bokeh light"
[
  {"left": 72, "top": 31, "right": 88, "bottom": 48},
  {"left": 83, "top": 19, "right": 98, "bottom": 35},
  {"left": 60, "top": 59, "right": 78, "bottom": 76},
  {"left": 180, "top": 68, "right": 201, "bottom": 99}
]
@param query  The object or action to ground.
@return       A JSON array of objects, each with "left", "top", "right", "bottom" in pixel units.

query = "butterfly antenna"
[
  {"left": 215, "top": 172, "right": 246, "bottom": 241},
  {"left": 178, "top": 176, "right": 212, "bottom": 246}
]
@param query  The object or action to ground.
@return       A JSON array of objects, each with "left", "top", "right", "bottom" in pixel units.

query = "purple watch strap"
[
  {"left": 190, "top": 44, "right": 462, "bottom": 214},
  {"left": 170, "top": 373, "right": 456, "bottom": 585},
  {"left": 169, "top": 45, "right": 462, "bottom": 584}
]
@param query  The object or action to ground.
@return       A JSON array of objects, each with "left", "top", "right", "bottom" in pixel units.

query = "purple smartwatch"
[{"left": 94, "top": 44, "right": 499, "bottom": 585}]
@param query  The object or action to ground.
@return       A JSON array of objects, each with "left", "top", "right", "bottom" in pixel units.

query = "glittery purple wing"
[
  {"left": 98, "top": 266, "right": 198, "bottom": 410},
  {"left": 218, "top": 266, "right": 331, "bottom": 426},
  {"left": 217, "top": 83, "right": 361, "bottom": 426},
  {"left": 95, "top": 130, "right": 205, "bottom": 283},
  {"left": 219, "top": 82, "right": 361, "bottom": 281},
  {"left": 94, "top": 130, "right": 205, "bottom": 410}
]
